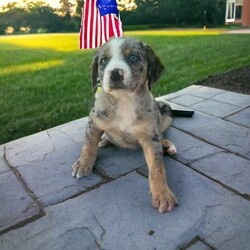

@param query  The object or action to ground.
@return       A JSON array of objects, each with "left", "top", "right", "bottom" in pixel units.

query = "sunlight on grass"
[
  {"left": 0, "top": 59, "right": 65, "bottom": 76},
  {"left": 125, "top": 29, "right": 223, "bottom": 36},
  {"left": 0, "top": 30, "right": 223, "bottom": 52},
  {"left": 0, "top": 33, "right": 79, "bottom": 51}
]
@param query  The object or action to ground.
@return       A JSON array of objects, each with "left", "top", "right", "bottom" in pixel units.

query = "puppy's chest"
[
  {"left": 112, "top": 101, "right": 137, "bottom": 131},
  {"left": 94, "top": 94, "right": 147, "bottom": 132}
]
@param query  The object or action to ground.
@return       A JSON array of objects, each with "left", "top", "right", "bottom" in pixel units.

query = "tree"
[
  {"left": 121, "top": 0, "right": 160, "bottom": 25},
  {"left": 0, "top": 0, "right": 79, "bottom": 33},
  {"left": 0, "top": 0, "right": 226, "bottom": 34},
  {"left": 117, "top": 0, "right": 137, "bottom": 11},
  {"left": 27, "top": 5, "right": 63, "bottom": 32},
  {"left": 75, "top": 0, "right": 84, "bottom": 17},
  {"left": 0, "top": 7, "right": 28, "bottom": 33},
  {"left": 121, "top": 0, "right": 226, "bottom": 27},
  {"left": 59, "top": 0, "right": 74, "bottom": 19}
]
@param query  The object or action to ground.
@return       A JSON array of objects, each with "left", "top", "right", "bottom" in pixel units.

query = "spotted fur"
[{"left": 72, "top": 37, "right": 177, "bottom": 213}]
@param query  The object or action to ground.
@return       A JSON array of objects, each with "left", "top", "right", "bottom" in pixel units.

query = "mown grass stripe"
[{"left": 0, "top": 60, "right": 65, "bottom": 76}]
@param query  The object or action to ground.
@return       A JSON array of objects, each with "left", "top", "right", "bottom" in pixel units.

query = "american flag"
[{"left": 79, "top": 0, "right": 123, "bottom": 49}]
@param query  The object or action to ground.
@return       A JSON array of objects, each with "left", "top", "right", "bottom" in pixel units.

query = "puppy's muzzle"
[
  {"left": 110, "top": 68, "right": 124, "bottom": 81},
  {"left": 109, "top": 68, "right": 125, "bottom": 89}
]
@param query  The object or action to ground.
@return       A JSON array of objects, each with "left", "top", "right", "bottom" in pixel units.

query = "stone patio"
[{"left": 0, "top": 85, "right": 249, "bottom": 250}]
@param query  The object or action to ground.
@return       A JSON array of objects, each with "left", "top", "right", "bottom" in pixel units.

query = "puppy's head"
[{"left": 92, "top": 37, "right": 164, "bottom": 94}]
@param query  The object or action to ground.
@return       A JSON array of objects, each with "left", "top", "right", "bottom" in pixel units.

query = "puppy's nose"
[{"left": 110, "top": 68, "right": 124, "bottom": 81}]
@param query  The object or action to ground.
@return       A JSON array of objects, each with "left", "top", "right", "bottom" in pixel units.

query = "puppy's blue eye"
[
  {"left": 100, "top": 57, "right": 108, "bottom": 65},
  {"left": 129, "top": 55, "right": 138, "bottom": 62}
]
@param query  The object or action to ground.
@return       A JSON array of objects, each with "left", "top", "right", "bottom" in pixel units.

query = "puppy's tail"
[
  {"left": 157, "top": 100, "right": 173, "bottom": 133},
  {"left": 157, "top": 100, "right": 173, "bottom": 116},
  {"left": 158, "top": 100, "right": 195, "bottom": 118}
]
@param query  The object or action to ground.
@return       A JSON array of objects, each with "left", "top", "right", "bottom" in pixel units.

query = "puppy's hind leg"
[
  {"left": 98, "top": 133, "right": 113, "bottom": 148},
  {"left": 162, "top": 139, "right": 177, "bottom": 156}
]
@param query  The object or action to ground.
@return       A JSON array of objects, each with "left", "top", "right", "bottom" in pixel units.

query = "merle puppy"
[{"left": 72, "top": 37, "right": 177, "bottom": 213}]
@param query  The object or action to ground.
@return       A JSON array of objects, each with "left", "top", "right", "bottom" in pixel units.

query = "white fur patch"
[
  {"left": 102, "top": 38, "right": 132, "bottom": 93},
  {"left": 112, "top": 94, "right": 137, "bottom": 131}
]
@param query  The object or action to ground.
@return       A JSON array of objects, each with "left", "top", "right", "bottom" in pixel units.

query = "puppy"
[{"left": 72, "top": 37, "right": 177, "bottom": 213}]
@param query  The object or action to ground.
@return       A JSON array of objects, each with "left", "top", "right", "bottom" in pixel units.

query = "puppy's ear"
[
  {"left": 91, "top": 55, "right": 99, "bottom": 93},
  {"left": 146, "top": 45, "right": 164, "bottom": 89}
]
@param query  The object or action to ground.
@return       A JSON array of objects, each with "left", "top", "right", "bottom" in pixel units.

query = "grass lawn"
[{"left": 0, "top": 31, "right": 250, "bottom": 144}]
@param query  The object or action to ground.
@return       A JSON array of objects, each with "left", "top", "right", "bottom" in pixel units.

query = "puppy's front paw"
[
  {"left": 72, "top": 160, "right": 93, "bottom": 179},
  {"left": 152, "top": 188, "right": 177, "bottom": 213}
]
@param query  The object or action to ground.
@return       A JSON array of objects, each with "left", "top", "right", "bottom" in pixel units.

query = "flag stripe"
[
  {"left": 97, "top": 12, "right": 101, "bottom": 47},
  {"left": 80, "top": 0, "right": 123, "bottom": 49},
  {"left": 85, "top": 0, "right": 89, "bottom": 48},
  {"left": 91, "top": 0, "right": 96, "bottom": 48},
  {"left": 112, "top": 15, "right": 118, "bottom": 37},
  {"left": 87, "top": 0, "right": 93, "bottom": 48},
  {"left": 105, "top": 16, "right": 109, "bottom": 42}
]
